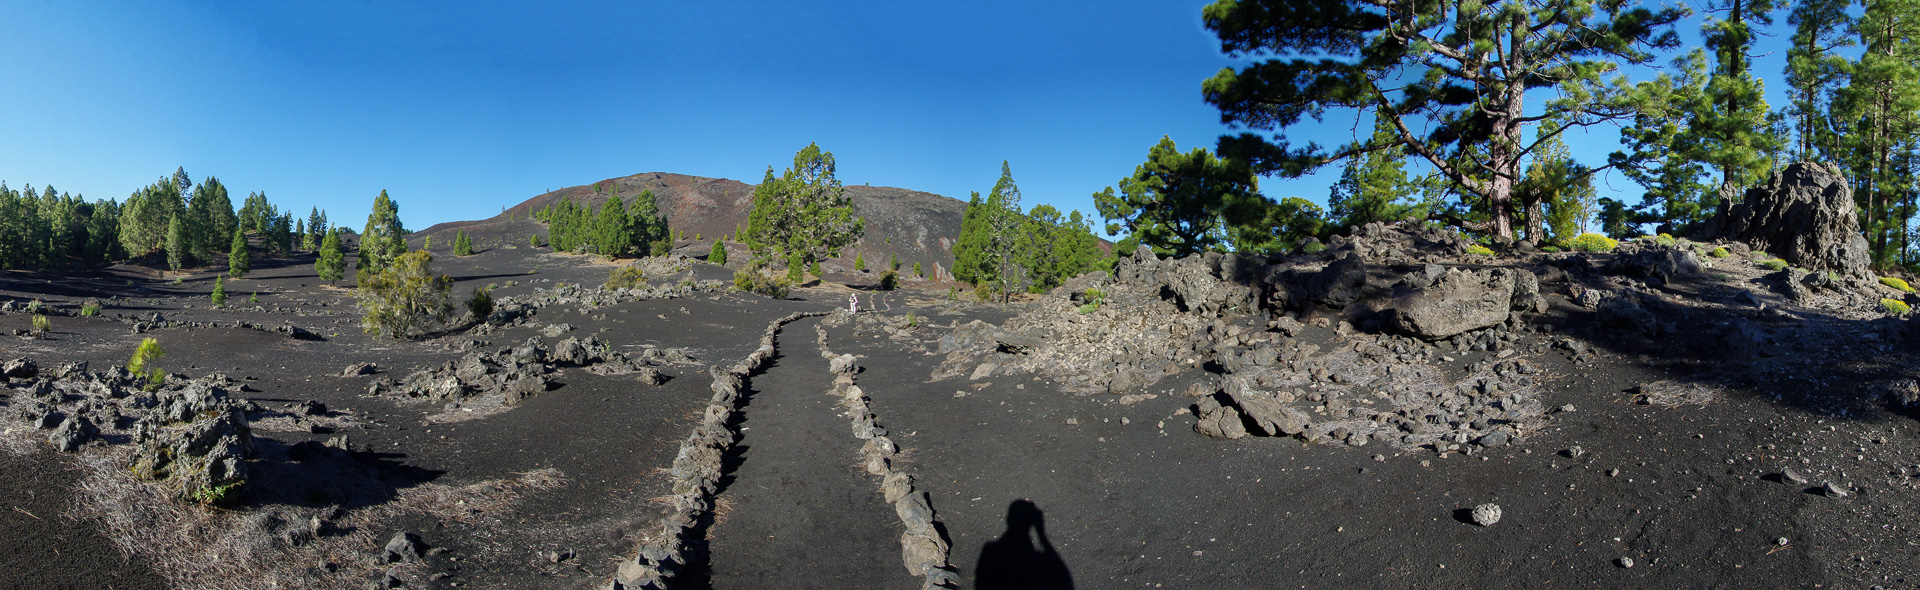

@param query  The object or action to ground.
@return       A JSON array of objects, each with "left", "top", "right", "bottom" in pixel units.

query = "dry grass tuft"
[{"left": 1634, "top": 380, "right": 1724, "bottom": 407}]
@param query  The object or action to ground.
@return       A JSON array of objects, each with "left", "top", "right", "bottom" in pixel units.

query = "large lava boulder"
[
  {"left": 1391, "top": 267, "right": 1529, "bottom": 340},
  {"left": 1705, "top": 162, "right": 1871, "bottom": 276}
]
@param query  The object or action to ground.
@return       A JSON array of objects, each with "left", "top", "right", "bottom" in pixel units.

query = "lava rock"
[
  {"left": 1704, "top": 162, "right": 1871, "bottom": 276},
  {"left": 1471, "top": 503, "right": 1502, "bottom": 526}
]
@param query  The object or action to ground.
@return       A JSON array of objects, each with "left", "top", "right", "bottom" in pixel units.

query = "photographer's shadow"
[{"left": 975, "top": 499, "right": 1073, "bottom": 590}]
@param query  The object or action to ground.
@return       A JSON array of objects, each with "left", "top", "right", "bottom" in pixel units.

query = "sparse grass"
[
  {"left": 1466, "top": 244, "right": 1495, "bottom": 257},
  {"left": 80, "top": 301, "right": 101, "bottom": 316},
  {"left": 1881, "top": 276, "right": 1914, "bottom": 293},
  {"left": 1567, "top": 233, "right": 1618, "bottom": 253},
  {"left": 1709, "top": 246, "right": 1730, "bottom": 258},
  {"left": 31, "top": 314, "right": 50, "bottom": 336},
  {"left": 905, "top": 311, "right": 918, "bottom": 328},
  {"left": 26, "top": 299, "right": 42, "bottom": 312},
  {"left": 1883, "top": 298, "right": 1911, "bottom": 315}
]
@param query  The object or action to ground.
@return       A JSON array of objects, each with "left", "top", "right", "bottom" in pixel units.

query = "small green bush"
[
  {"left": 1760, "top": 259, "right": 1788, "bottom": 272},
  {"left": 708, "top": 240, "right": 727, "bottom": 265},
  {"left": 604, "top": 266, "right": 647, "bottom": 290},
  {"left": 1466, "top": 244, "right": 1495, "bottom": 257},
  {"left": 854, "top": 253, "right": 867, "bottom": 271},
  {"left": 31, "top": 314, "right": 50, "bottom": 335},
  {"left": 248, "top": 292, "right": 260, "bottom": 304},
  {"left": 1709, "top": 246, "right": 1730, "bottom": 258},
  {"left": 465, "top": 286, "right": 494, "bottom": 320},
  {"left": 80, "top": 302, "right": 101, "bottom": 316},
  {"left": 1881, "top": 276, "right": 1915, "bottom": 293},
  {"left": 913, "top": 262, "right": 923, "bottom": 277},
  {"left": 732, "top": 270, "right": 792, "bottom": 298},
  {"left": 1752, "top": 250, "right": 1771, "bottom": 260},
  {"left": 878, "top": 270, "right": 900, "bottom": 291},
  {"left": 211, "top": 276, "right": 227, "bottom": 307},
  {"left": 905, "top": 311, "right": 918, "bottom": 328},
  {"left": 1301, "top": 241, "right": 1327, "bottom": 254},
  {"left": 974, "top": 282, "right": 991, "bottom": 303},
  {"left": 1655, "top": 233, "right": 1677, "bottom": 247},
  {"left": 1539, "top": 245, "right": 1561, "bottom": 253},
  {"left": 530, "top": 234, "right": 544, "bottom": 248},
  {"left": 129, "top": 337, "right": 166, "bottom": 390},
  {"left": 1567, "top": 233, "right": 1619, "bottom": 253},
  {"left": 787, "top": 253, "right": 805, "bottom": 283},
  {"left": 1882, "top": 298, "right": 1911, "bottom": 315}
]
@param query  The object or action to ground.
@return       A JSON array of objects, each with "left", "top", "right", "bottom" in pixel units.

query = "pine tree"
[
  {"left": 981, "top": 162, "right": 1027, "bottom": 300},
  {"left": 1203, "top": 0, "right": 1685, "bottom": 240},
  {"left": 597, "top": 196, "right": 632, "bottom": 257},
  {"left": 742, "top": 143, "right": 865, "bottom": 269},
  {"left": 709, "top": 239, "right": 728, "bottom": 265},
  {"left": 453, "top": 230, "right": 474, "bottom": 256},
  {"left": 1786, "top": 0, "right": 1856, "bottom": 161},
  {"left": 306, "top": 207, "right": 329, "bottom": 251},
  {"left": 1093, "top": 138, "right": 1257, "bottom": 257},
  {"left": 119, "top": 175, "right": 185, "bottom": 257},
  {"left": 296, "top": 218, "right": 306, "bottom": 251},
  {"left": 360, "top": 190, "right": 407, "bottom": 272},
  {"left": 165, "top": 214, "right": 187, "bottom": 271},
  {"left": 211, "top": 275, "right": 227, "bottom": 307},
  {"left": 316, "top": 229, "right": 346, "bottom": 283},
  {"left": 187, "top": 176, "right": 233, "bottom": 261},
  {"left": 1329, "top": 118, "right": 1424, "bottom": 231},
  {"left": 1838, "top": 0, "right": 1920, "bottom": 267},
  {"left": 952, "top": 192, "right": 989, "bottom": 283},
  {"left": 228, "top": 230, "right": 250, "bottom": 277},
  {"left": 1694, "top": 0, "right": 1786, "bottom": 189}
]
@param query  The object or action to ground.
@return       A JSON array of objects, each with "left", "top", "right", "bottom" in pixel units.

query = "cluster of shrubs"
[
  {"left": 1466, "top": 244, "right": 1495, "bottom": 257},
  {"left": 732, "top": 270, "right": 792, "bottom": 298},
  {"left": 1882, "top": 298, "right": 1911, "bottom": 315},
  {"left": 604, "top": 266, "right": 647, "bottom": 290}
]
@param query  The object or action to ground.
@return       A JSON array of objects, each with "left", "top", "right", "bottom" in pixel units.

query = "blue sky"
[{"left": 2, "top": 1, "right": 1807, "bottom": 233}]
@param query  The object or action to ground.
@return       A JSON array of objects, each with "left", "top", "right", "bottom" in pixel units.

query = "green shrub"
[
  {"left": 604, "top": 266, "right": 647, "bottom": 290},
  {"left": 465, "top": 286, "right": 494, "bottom": 320},
  {"left": 129, "top": 337, "right": 166, "bottom": 390},
  {"left": 973, "top": 282, "right": 991, "bottom": 303},
  {"left": 1881, "top": 276, "right": 1915, "bottom": 293},
  {"left": 708, "top": 240, "right": 728, "bottom": 265},
  {"left": 1713, "top": 273, "right": 1730, "bottom": 280},
  {"left": 530, "top": 234, "right": 544, "bottom": 248},
  {"left": 248, "top": 292, "right": 259, "bottom": 304},
  {"left": 1567, "top": 233, "right": 1618, "bottom": 253},
  {"left": 1760, "top": 259, "right": 1788, "bottom": 272},
  {"left": 1539, "top": 245, "right": 1561, "bottom": 253},
  {"left": 25, "top": 299, "right": 40, "bottom": 312},
  {"left": 878, "top": 270, "right": 900, "bottom": 290},
  {"left": 1655, "top": 233, "right": 1677, "bottom": 247},
  {"left": 211, "top": 276, "right": 227, "bottom": 307},
  {"left": 355, "top": 250, "right": 455, "bottom": 339},
  {"left": 1751, "top": 250, "right": 1771, "bottom": 260},
  {"left": 80, "top": 302, "right": 101, "bottom": 316},
  {"left": 1882, "top": 298, "right": 1911, "bottom": 315},
  {"left": 913, "top": 262, "right": 923, "bottom": 277},
  {"left": 890, "top": 253, "right": 901, "bottom": 271},
  {"left": 1301, "top": 241, "right": 1327, "bottom": 254},
  {"left": 787, "top": 252, "right": 805, "bottom": 283},
  {"left": 649, "top": 240, "right": 670, "bottom": 257},
  {"left": 905, "top": 311, "right": 919, "bottom": 328},
  {"left": 1709, "top": 246, "right": 1730, "bottom": 258},
  {"left": 854, "top": 253, "right": 866, "bottom": 271},
  {"left": 31, "top": 314, "right": 50, "bottom": 335},
  {"left": 732, "top": 270, "right": 792, "bottom": 298},
  {"left": 1466, "top": 244, "right": 1495, "bottom": 257}
]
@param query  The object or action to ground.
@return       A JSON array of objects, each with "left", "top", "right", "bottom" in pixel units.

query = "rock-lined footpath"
[
  {"left": 817, "top": 312, "right": 958, "bottom": 588},
  {"left": 608, "top": 311, "right": 827, "bottom": 590}
]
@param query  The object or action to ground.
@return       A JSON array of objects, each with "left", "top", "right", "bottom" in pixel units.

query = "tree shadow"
[{"left": 975, "top": 499, "right": 1073, "bottom": 590}]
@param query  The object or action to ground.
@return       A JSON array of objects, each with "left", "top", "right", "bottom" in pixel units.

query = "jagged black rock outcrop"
[{"left": 1705, "top": 162, "right": 1872, "bottom": 276}]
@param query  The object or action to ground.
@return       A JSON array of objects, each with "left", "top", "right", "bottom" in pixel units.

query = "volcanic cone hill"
[{"left": 417, "top": 172, "right": 967, "bottom": 277}]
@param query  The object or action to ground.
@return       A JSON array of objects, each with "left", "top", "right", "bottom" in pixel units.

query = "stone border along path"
[
  {"left": 607, "top": 310, "right": 828, "bottom": 590},
  {"left": 816, "top": 310, "right": 959, "bottom": 589}
]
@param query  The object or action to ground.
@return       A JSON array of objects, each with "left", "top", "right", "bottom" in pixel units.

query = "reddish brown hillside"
[{"left": 417, "top": 172, "right": 968, "bottom": 277}]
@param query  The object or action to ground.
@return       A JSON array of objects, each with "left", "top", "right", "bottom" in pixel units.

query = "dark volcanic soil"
[{"left": 3, "top": 237, "right": 1919, "bottom": 590}]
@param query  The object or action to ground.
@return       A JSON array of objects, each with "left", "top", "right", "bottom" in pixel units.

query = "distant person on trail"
[{"left": 850, "top": 293, "right": 860, "bottom": 314}]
